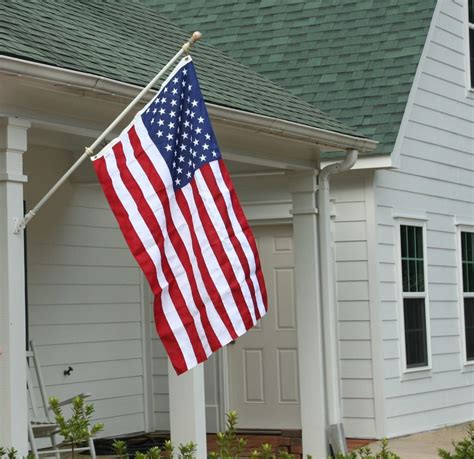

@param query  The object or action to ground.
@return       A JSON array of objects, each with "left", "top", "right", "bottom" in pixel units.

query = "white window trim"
[
  {"left": 394, "top": 218, "right": 432, "bottom": 374},
  {"left": 456, "top": 224, "right": 474, "bottom": 367},
  {"left": 464, "top": 0, "right": 474, "bottom": 93}
]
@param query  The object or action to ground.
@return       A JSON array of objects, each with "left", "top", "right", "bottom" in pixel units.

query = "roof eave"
[{"left": 0, "top": 55, "right": 377, "bottom": 152}]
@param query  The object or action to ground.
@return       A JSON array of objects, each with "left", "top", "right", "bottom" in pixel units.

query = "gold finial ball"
[{"left": 191, "top": 31, "right": 202, "bottom": 43}]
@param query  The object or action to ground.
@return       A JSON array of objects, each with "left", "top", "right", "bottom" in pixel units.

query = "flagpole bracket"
[{"left": 13, "top": 210, "right": 35, "bottom": 234}]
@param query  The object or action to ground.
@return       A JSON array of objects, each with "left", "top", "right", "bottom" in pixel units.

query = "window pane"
[
  {"left": 400, "top": 225, "right": 424, "bottom": 293},
  {"left": 470, "top": 0, "right": 474, "bottom": 23},
  {"left": 461, "top": 232, "right": 474, "bottom": 293},
  {"left": 465, "top": 298, "right": 474, "bottom": 361},
  {"left": 470, "top": 28, "right": 474, "bottom": 88},
  {"left": 404, "top": 298, "right": 428, "bottom": 368}
]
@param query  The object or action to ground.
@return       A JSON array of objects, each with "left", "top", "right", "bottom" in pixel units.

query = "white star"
[
  {"left": 182, "top": 69, "right": 188, "bottom": 75},
  {"left": 191, "top": 99, "right": 198, "bottom": 107},
  {"left": 150, "top": 118, "right": 155, "bottom": 124},
  {"left": 203, "top": 143, "right": 209, "bottom": 150},
  {"left": 175, "top": 178, "right": 181, "bottom": 186},
  {"left": 205, "top": 133, "right": 210, "bottom": 140},
  {"left": 188, "top": 159, "right": 192, "bottom": 166},
  {"left": 185, "top": 108, "right": 191, "bottom": 116},
  {"left": 190, "top": 112, "right": 195, "bottom": 118},
  {"left": 200, "top": 154, "right": 206, "bottom": 161},
  {"left": 165, "top": 144, "right": 172, "bottom": 152},
  {"left": 159, "top": 108, "right": 165, "bottom": 115},
  {"left": 198, "top": 116, "right": 204, "bottom": 124},
  {"left": 195, "top": 127, "right": 202, "bottom": 134},
  {"left": 146, "top": 108, "right": 150, "bottom": 113},
  {"left": 176, "top": 167, "right": 183, "bottom": 174},
  {"left": 192, "top": 150, "right": 197, "bottom": 157},
  {"left": 180, "top": 144, "right": 187, "bottom": 151},
  {"left": 186, "top": 171, "right": 191, "bottom": 178},
  {"left": 168, "top": 122, "right": 175, "bottom": 129},
  {"left": 171, "top": 100, "right": 177, "bottom": 107},
  {"left": 167, "top": 133, "right": 173, "bottom": 141},
  {"left": 157, "top": 130, "right": 163, "bottom": 137},
  {"left": 182, "top": 132, "right": 189, "bottom": 139},
  {"left": 184, "top": 120, "right": 190, "bottom": 128},
  {"left": 169, "top": 110, "right": 176, "bottom": 117},
  {"left": 172, "top": 88, "right": 178, "bottom": 95},
  {"left": 178, "top": 155, "right": 185, "bottom": 162},
  {"left": 164, "top": 87, "right": 168, "bottom": 93},
  {"left": 212, "top": 150, "right": 218, "bottom": 157},
  {"left": 181, "top": 80, "right": 186, "bottom": 87},
  {"left": 173, "top": 77, "right": 179, "bottom": 84},
  {"left": 158, "top": 119, "right": 164, "bottom": 126},
  {"left": 188, "top": 84, "right": 193, "bottom": 91},
  {"left": 160, "top": 97, "right": 166, "bottom": 104},
  {"left": 193, "top": 139, "right": 199, "bottom": 146},
  {"left": 153, "top": 108, "right": 157, "bottom": 114}
]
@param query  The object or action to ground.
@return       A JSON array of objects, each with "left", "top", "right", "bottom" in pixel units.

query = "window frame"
[
  {"left": 456, "top": 224, "right": 474, "bottom": 366},
  {"left": 395, "top": 218, "right": 432, "bottom": 373},
  {"left": 465, "top": 0, "right": 474, "bottom": 91}
]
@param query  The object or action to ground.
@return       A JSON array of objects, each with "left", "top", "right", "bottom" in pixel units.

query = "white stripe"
[
  {"left": 194, "top": 169, "right": 258, "bottom": 325},
  {"left": 133, "top": 119, "right": 235, "bottom": 344},
  {"left": 210, "top": 161, "right": 267, "bottom": 318},
  {"left": 119, "top": 130, "right": 214, "bottom": 355},
  {"left": 181, "top": 185, "right": 248, "bottom": 336},
  {"left": 102, "top": 148, "right": 197, "bottom": 370}
]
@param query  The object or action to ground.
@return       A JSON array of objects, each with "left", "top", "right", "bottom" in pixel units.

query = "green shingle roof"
[
  {"left": 145, "top": 0, "right": 437, "bottom": 155},
  {"left": 0, "top": 0, "right": 367, "bottom": 141}
]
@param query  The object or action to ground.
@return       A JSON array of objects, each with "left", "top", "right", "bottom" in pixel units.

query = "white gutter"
[
  {"left": 318, "top": 149, "right": 358, "bottom": 454},
  {"left": 0, "top": 56, "right": 377, "bottom": 152}
]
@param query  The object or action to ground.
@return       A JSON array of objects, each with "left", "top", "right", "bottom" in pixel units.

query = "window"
[
  {"left": 469, "top": 0, "right": 474, "bottom": 88},
  {"left": 461, "top": 231, "right": 474, "bottom": 361},
  {"left": 400, "top": 225, "right": 429, "bottom": 369}
]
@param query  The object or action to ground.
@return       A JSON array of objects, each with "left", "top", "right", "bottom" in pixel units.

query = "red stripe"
[
  {"left": 176, "top": 190, "right": 238, "bottom": 341},
  {"left": 200, "top": 163, "right": 261, "bottom": 319},
  {"left": 218, "top": 161, "right": 268, "bottom": 311},
  {"left": 93, "top": 156, "right": 187, "bottom": 373},
  {"left": 190, "top": 178, "right": 254, "bottom": 331},
  {"left": 127, "top": 126, "right": 222, "bottom": 353},
  {"left": 112, "top": 140, "right": 208, "bottom": 363}
]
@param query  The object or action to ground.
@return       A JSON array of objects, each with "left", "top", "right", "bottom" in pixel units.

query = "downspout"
[{"left": 318, "top": 149, "right": 358, "bottom": 451}]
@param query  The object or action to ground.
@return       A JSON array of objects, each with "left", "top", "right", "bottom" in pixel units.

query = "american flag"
[{"left": 93, "top": 56, "right": 268, "bottom": 374}]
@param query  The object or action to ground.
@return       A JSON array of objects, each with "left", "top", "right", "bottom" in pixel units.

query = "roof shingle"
[
  {"left": 0, "top": 0, "right": 366, "bottom": 140},
  {"left": 146, "top": 0, "right": 437, "bottom": 155}
]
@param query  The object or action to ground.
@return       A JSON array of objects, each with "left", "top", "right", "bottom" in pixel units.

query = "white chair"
[{"left": 27, "top": 340, "right": 97, "bottom": 459}]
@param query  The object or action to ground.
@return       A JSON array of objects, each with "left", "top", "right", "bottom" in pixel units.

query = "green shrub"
[
  {"left": 331, "top": 438, "right": 400, "bottom": 459},
  {"left": 438, "top": 423, "right": 474, "bottom": 459},
  {"left": 49, "top": 395, "right": 104, "bottom": 459}
]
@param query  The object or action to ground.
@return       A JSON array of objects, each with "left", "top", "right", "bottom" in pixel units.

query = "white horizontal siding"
[
  {"left": 375, "top": 0, "right": 474, "bottom": 437},
  {"left": 331, "top": 174, "right": 376, "bottom": 438},
  {"left": 25, "top": 147, "right": 146, "bottom": 437}
]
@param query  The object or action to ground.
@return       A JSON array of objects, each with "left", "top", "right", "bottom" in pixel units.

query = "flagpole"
[{"left": 13, "top": 31, "right": 202, "bottom": 234}]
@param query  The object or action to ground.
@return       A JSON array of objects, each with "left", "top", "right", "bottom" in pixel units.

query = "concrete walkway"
[{"left": 367, "top": 422, "right": 472, "bottom": 459}]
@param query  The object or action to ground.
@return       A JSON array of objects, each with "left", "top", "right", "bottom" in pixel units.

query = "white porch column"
[
  {"left": 289, "top": 170, "right": 328, "bottom": 459},
  {"left": 0, "top": 117, "right": 30, "bottom": 454},
  {"left": 168, "top": 362, "right": 207, "bottom": 459}
]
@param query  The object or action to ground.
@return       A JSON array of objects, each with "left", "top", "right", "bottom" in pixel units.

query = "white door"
[{"left": 227, "top": 225, "right": 300, "bottom": 429}]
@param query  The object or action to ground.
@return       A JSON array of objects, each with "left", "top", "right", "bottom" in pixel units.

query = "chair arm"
[{"left": 55, "top": 392, "right": 92, "bottom": 407}]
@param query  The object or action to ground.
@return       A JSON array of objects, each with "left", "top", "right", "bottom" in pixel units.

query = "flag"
[{"left": 92, "top": 56, "right": 268, "bottom": 374}]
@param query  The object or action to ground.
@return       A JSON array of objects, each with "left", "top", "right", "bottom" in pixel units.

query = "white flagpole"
[{"left": 14, "top": 31, "right": 202, "bottom": 234}]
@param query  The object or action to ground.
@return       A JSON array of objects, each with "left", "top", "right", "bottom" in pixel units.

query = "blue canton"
[{"left": 141, "top": 59, "right": 222, "bottom": 190}]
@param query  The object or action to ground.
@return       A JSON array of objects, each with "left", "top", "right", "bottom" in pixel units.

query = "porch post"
[
  {"left": 289, "top": 170, "right": 328, "bottom": 458},
  {"left": 168, "top": 362, "right": 207, "bottom": 459},
  {"left": 0, "top": 117, "right": 30, "bottom": 454}
]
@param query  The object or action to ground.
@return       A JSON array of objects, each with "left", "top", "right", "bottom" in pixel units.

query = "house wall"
[
  {"left": 374, "top": 0, "right": 474, "bottom": 437},
  {"left": 25, "top": 146, "right": 147, "bottom": 437}
]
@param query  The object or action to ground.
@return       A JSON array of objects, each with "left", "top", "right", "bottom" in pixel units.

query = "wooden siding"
[
  {"left": 374, "top": 0, "right": 474, "bottom": 437},
  {"left": 331, "top": 173, "right": 377, "bottom": 438},
  {"left": 25, "top": 146, "right": 146, "bottom": 437}
]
